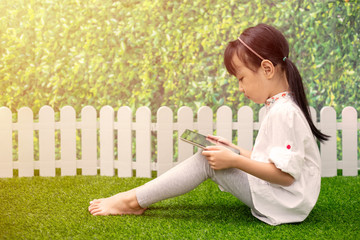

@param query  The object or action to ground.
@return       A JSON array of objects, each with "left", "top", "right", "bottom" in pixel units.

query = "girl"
[{"left": 88, "top": 23, "right": 329, "bottom": 225}]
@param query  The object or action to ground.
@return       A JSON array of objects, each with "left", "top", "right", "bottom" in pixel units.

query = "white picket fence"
[{"left": 0, "top": 105, "right": 359, "bottom": 178}]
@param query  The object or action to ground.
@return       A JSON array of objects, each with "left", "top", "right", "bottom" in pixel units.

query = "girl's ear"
[{"left": 261, "top": 60, "right": 275, "bottom": 79}]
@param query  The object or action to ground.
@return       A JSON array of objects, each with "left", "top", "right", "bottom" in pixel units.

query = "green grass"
[{"left": 0, "top": 175, "right": 359, "bottom": 240}]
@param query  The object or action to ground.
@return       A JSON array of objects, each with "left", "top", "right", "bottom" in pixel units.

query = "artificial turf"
[{"left": 0, "top": 175, "right": 359, "bottom": 239}]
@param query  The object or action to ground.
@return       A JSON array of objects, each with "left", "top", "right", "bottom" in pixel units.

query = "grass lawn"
[{"left": 0, "top": 174, "right": 359, "bottom": 239}]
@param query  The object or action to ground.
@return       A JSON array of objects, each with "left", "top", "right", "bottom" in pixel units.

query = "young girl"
[{"left": 88, "top": 23, "right": 329, "bottom": 225}]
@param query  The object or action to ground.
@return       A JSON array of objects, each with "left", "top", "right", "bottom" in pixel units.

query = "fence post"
[
  {"left": 39, "top": 106, "right": 56, "bottom": 177},
  {"left": 60, "top": 106, "right": 77, "bottom": 176},
  {"left": 18, "top": 107, "right": 34, "bottom": 177},
  {"left": 320, "top": 107, "right": 337, "bottom": 177},
  {"left": 237, "top": 106, "right": 253, "bottom": 151},
  {"left": 216, "top": 106, "right": 232, "bottom": 141},
  {"left": 117, "top": 106, "right": 133, "bottom": 177},
  {"left": 342, "top": 107, "right": 358, "bottom": 176},
  {"left": 197, "top": 106, "right": 213, "bottom": 135},
  {"left": 157, "top": 107, "right": 173, "bottom": 175},
  {"left": 81, "top": 106, "right": 97, "bottom": 176},
  {"left": 136, "top": 107, "right": 151, "bottom": 177},
  {"left": 177, "top": 106, "right": 194, "bottom": 162},
  {"left": 0, "top": 107, "right": 13, "bottom": 178},
  {"left": 100, "top": 106, "right": 114, "bottom": 176}
]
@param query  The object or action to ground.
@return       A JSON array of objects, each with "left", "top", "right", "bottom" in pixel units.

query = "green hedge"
[{"left": 0, "top": 0, "right": 359, "bottom": 118}]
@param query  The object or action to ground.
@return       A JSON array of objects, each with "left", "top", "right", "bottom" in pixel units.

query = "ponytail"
[{"left": 285, "top": 59, "right": 329, "bottom": 143}]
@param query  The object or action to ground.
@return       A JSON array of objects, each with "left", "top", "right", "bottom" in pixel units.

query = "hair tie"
[{"left": 283, "top": 57, "right": 287, "bottom": 62}]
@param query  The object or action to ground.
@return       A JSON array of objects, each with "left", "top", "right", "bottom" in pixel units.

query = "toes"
[
  {"left": 92, "top": 210, "right": 105, "bottom": 216},
  {"left": 88, "top": 203, "right": 100, "bottom": 212},
  {"left": 89, "top": 206, "right": 102, "bottom": 215},
  {"left": 90, "top": 209, "right": 101, "bottom": 215},
  {"left": 88, "top": 205, "right": 95, "bottom": 212},
  {"left": 90, "top": 199, "right": 102, "bottom": 204},
  {"left": 88, "top": 199, "right": 103, "bottom": 215},
  {"left": 89, "top": 199, "right": 102, "bottom": 209}
]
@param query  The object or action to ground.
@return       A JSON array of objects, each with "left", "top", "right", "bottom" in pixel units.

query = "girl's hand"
[
  {"left": 206, "top": 135, "right": 232, "bottom": 147},
  {"left": 201, "top": 146, "right": 238, "bottom": 170}
]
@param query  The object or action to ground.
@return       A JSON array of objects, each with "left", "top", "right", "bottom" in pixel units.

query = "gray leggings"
[{"left": 136, "top": 152, "right": 254, "bottom": 209}]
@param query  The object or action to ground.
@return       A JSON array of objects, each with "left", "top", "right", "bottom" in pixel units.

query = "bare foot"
[{"left": 88, "top": 190, "right": 146, "bottom": 216}]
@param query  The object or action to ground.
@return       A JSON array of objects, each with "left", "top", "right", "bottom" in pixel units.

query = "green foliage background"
[{"left": 0, "top": 0, "right": 359, "bottom": 118}]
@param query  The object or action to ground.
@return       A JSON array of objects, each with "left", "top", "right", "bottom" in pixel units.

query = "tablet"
[
  {"left": 180, "top": 129, "right": 214, "bottom": 149},
  {"left": 179, "top": 129, "right": 240, "bottom": 154}
]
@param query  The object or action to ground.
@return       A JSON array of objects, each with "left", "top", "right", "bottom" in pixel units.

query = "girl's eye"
[{"left": 238, "top": 77, "right": 244, "bottom": 82}]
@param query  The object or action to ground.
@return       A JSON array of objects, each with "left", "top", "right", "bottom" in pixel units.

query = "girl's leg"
[
  {"left": 136, "top": 152, "right": 211, "bottom": 207},
  {"left": 89, "top": 152, "right": 208, "bottom": 216},
  {"left": 136, "top": 152, "right": 253, "bottom": 209},
  {"left": 89, "top": 152, "right": 253, "bottom": 216},
  {"left": 209, "top": 167, "right": 253, "bottom": 208}
]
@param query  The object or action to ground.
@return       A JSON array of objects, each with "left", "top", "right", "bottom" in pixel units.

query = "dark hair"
[{"left": 224, "top": 23, "right": 329, "bottom": 142}]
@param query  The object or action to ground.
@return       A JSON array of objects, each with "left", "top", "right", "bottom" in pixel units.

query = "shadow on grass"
[{"left": 142, "top": 202, "right": 255, "bottom": 223}]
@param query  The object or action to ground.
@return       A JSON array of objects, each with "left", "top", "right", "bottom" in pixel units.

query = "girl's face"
[{"left": 231, "top": 54, "right": 271, "bottom": 104}]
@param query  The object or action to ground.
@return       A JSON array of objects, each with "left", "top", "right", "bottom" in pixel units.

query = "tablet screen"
[{"left": 180, "top": 129, "right": 214, "bottom": 148}]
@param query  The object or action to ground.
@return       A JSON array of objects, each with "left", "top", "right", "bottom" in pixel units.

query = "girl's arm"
[
  {"left": 202, "top": 146, "right": 295, "bottom": 187},
  {"left": 233, "top": 154, "right": 295, "bottom": 186}
]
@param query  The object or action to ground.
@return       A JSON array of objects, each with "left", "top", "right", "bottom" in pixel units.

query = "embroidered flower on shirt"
[
  {"left": 286, "top": 144, "right": 291, "bottom": 150},
  {"left": 265, "top": 92, "right": 290, "bottom": 107}
]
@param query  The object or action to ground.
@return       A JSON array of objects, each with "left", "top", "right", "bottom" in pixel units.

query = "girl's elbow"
[{"left": 282, "top": 175, "right": 295, "bottom": 187}]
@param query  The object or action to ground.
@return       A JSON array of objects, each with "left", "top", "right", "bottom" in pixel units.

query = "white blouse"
[{"left": 248, "top": 92, "right": 321, "bottom": 225}]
